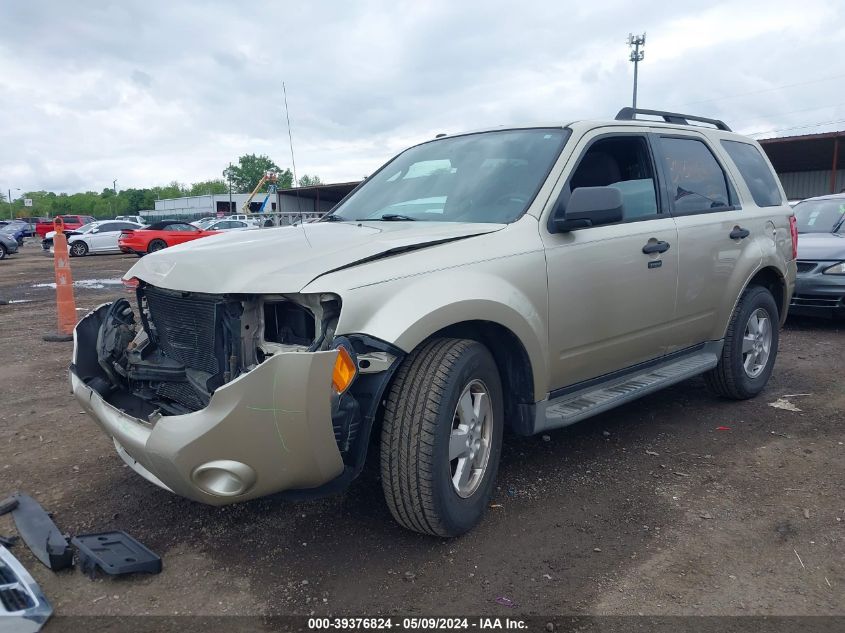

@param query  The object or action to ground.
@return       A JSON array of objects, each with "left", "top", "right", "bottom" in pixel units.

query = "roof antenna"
[{"left": 282, "top": 81, "right": 306, "bottom": 232}]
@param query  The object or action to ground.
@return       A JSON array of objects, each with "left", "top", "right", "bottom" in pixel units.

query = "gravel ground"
[{"left": 0, "top": 243, "right": 842, "bottom": 628}]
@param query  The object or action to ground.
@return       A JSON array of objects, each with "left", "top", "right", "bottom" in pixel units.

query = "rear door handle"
[
  {"left": 642, "top": 240, "right": 670, "bottom": 254},
  {"left": 730, "top": 226, "right": 750, "bottom": 240}
]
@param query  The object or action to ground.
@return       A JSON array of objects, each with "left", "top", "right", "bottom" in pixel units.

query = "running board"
[{"left": 537, "top": 347, "right": 720, "bottom": 432}]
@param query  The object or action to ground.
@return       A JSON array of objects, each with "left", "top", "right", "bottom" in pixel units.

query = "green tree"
[
  {"left": 223, "top": 154, "right": 289, "bottom": 193},
  {"left": 188, "top": 179, "right": 228, "bottom": 196},
  {"left": 298, "top": 174, "right": 322, "bottom": 187}
]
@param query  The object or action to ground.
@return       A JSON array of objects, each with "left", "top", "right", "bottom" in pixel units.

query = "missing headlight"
[{"left": 263, "top": 301, "right": 315, "bottom": 346}]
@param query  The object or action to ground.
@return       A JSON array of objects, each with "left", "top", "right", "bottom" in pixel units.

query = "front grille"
[
  {"left": 791, "top": 294, "right": 844, "bottom": 308},
  {"left": 144, "top": 286, "right": 221, "bottom": 376},
  {"left": 796, "top": 261, "right": 818, "bottom": 274}
]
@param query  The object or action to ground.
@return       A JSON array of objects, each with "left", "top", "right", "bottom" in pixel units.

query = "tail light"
[
  {"left": 789, "top": 215, "right": 798, "bottom": 260},
  {"left": 119, "top": 230, "right": 134, "bottom": 239}
]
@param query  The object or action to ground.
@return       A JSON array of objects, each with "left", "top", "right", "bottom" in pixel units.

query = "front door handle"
[
  {"left": 730, "top": 226, "right": 750, "bottom": 240},
  {"left": 642, "top": 240, "right": 670, "bottom": 254}
]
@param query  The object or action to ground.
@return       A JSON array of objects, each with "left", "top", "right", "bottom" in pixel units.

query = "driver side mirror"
[
  {"left": 551, "top": 186, "right": 624, "bottom": 233},
  {"left": 91, "top": 228, "right": 99, "bottom": 233}
]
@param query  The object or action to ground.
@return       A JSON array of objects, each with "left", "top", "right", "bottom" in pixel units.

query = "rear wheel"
[
  {"left": 70, "top": 241, "right": 88, "bottom": 257},
  {"left": 380, "top": 338, "right": 504, "bottom": 537},
  {"left": 705, "top": 285, "right": 779, "bottom": 399},
  {"left": 147, "top": 239, "right": 167, "bottom": 253}
]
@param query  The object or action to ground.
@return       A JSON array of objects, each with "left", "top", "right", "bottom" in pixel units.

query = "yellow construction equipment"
[{"left": 241, "top": 172, "right": 279, "bottom": 214}]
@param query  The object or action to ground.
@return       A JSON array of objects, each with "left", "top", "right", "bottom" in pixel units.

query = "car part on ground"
[
  {"left": 72, "top": 108, "right": 797, "bottom": 536},
  {"left": 10, "top": 493, "right": 73, "bottom": 571},
  {"left": 71, "top": 531, "right": 162, "bottom": 578},
  {"left": 0, "top": 497, "right": 18, "bottom": 516},
  {"left": 0, "top": 546, "right": 52, "bottom": 633}
]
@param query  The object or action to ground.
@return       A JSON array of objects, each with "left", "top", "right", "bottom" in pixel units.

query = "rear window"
[
  {"left": 658, "top": 137, "right": 731, "bottom": 214},
  {"left": 721, "top": 140, "right": 782, "bottom": 207}
]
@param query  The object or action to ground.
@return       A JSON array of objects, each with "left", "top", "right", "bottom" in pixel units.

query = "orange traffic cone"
[{"left": 43, "top": 217, "right": 77, "bottom": 342}]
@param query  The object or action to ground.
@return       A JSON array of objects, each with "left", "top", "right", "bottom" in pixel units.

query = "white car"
[
  {"left": 224, "top": 214, "right": 260, "bottom": 226},
  {"left": 59, "top": 220, "right": 143, "bottom": 256},
  {"left": 115, "top": 215, "right": 146, "bottom": 225},
  {"left": 203, "top": 219, "right": 256, "bottom": 232}
]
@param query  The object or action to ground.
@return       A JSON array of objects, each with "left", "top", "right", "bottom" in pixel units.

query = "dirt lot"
[{"left": 1, "top": 243, "right": 843, "bottom": 625}]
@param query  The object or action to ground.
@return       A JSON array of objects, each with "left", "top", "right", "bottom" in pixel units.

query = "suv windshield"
[
  {"left": 793, "top": 198, "right": 845, "bottom": 233},
  {"left": 327, "top": 128, "right": 569, "bottom": 224}
]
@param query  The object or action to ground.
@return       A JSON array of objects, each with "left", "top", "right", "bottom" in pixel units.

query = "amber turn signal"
[{"left": 332, "top": 345, "right": 357, "bottom": 393}]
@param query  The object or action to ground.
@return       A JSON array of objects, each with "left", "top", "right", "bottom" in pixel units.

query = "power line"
[
  {"left": 667, "top": 72, "right": 845, "bottom": 109},
  {"left": 746, "top": 117, "right": 845, "bottom": 138}
]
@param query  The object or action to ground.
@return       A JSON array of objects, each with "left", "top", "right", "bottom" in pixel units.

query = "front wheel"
[
  {"left": 70, "top": 241, "right": 88, "bottom": 257},
  {"left": 705, "top": 285, "right": 779, "bottom": 399},
  {"left": 0, "top": 244, "right": 6, "bottom": 260},
  {"left": 380, "top": 338, "right": 504, "bottom": 537}
]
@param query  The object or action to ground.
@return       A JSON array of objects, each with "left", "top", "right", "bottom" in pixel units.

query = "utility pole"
[
  {"left": 628, "top": 33, "right": 646, "bottom": 110},
  {"left": 7, "top": 188, "right": 20, "bottom": 220},
  {"left": 227, "top": 163, "right": 233, "bottom": 213},
  {"left": 113, "top": 179, "right": 117, "bottom": 195}
]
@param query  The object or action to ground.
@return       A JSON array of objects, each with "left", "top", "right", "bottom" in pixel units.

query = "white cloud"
[{"left": 0, "top": 0, "right": 842, "bottom": 194}]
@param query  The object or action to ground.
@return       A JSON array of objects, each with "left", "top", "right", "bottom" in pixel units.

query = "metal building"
[{"left": 759, "top": 131, "right": 845, "bottom": 201}]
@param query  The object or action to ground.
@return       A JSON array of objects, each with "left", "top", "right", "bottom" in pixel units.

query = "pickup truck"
[{"left": 35, "top": 215, "right": 95, "bottom": 238}]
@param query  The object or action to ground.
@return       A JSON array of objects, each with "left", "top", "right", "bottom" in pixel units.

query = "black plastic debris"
[
  {"left": 0, "top": 496, "right": 19, "bottom": 516},
  {"left": 71, "top": 531, "right": 162, "bottom": 578},
  {"left": 10, "top": 493, "right": 73, "bottom": 571}
]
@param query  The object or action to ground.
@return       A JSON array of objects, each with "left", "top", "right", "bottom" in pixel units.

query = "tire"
[
  {"left": 0, "top": 244, "right": 6, "bottom": 260},
  {"left": 147, "top": 239, "right": 167, "bottom": 253},
  {"left": 705, "top": 285, "right": 779, "bottom": 400},
  {"left": 380, "top": 338, "right": 504, "bottom": 537},
  {"left": 69, "top": 241, "right": 88, "bottom": 257}
]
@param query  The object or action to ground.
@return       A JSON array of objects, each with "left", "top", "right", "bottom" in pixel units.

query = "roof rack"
[{"left": 615, "top": 107, "right": 731, "bottom": 132}]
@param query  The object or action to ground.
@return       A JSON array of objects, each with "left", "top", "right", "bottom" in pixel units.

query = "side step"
[{"left": 538, "top": 349, "right": 719, "bottom": 431}]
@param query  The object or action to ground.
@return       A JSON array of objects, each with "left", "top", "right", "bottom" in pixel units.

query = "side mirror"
[
  {"left": 91, "top": 228, "right": 99, "bottom": 233},
  {"left": 552, "top": 186, "right": 624, "bottom": 233}
]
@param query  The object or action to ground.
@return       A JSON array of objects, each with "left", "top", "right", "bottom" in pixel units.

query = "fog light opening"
[{"left": 192, "top": 460, "right": 256, "bottom": 497}]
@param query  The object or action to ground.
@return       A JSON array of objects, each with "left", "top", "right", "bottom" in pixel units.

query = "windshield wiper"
[{"left": 359, "top": 213, "right": 418, "bottom": 221}]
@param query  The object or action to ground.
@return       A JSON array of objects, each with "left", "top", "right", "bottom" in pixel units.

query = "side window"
[
  {"left": 658, "top": 137, "right": 731, "bottom": 214},
  {"left": 721, "top": 140, "right": 783, "bottom": 207},
  {"left": 97, "top": 222, "right": 118, "bottom": 232},
  {"left": 566, "top": 135, "right": 659, "bottom": 221}
]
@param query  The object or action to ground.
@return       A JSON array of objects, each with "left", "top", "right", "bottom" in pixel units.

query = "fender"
[{"left": 326, "top": 259, "right": 550, "bottom": 401}]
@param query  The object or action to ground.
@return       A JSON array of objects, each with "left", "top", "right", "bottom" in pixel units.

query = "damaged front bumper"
[{"left": 71, "top": 304, "right": 344, "bottom": 505}]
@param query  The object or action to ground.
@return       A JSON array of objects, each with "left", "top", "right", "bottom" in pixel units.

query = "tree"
[
  {"left": 223, "top": 154, "right": 287, "bottom": 193},
  {"left": 188, "top": 179, "right": 228, "bottom": 196},
  {"left": 298, "top": 174, "right": 322, "bottom": 187}
]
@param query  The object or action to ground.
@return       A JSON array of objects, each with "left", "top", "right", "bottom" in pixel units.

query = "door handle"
[
  {"left": 642, "top": 240, "right": 670, "bottom": 254},
  {"left": 730, "top": 226, "right": 750, "bottom": 240}
]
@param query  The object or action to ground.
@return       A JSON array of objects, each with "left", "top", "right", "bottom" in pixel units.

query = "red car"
[
  {"left": 119, "top": 220, "right": 219, "bottom": 256},
  {"left": 35, "top": 214, "right": 95, "bottom": 238}
]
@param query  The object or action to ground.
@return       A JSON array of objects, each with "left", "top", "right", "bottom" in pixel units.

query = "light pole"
[
  {"left": 7, "top": 188, "right": 20, "bottom": 220},
  {"left": 628, "top": 33, "right": 646, "bottom": 110}
]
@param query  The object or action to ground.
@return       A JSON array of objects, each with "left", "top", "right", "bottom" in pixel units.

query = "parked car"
[
  {"left": 0, "top": 220, "right": 29, "bottom": 244},
  {"left": 0, "top": 232, "right": 19, "bottom": 260},
  {"left": 789, "top": 194, "right": 845, "bottom": 316},
  {"left": 115, "top": 215, "right": 146, "bottom": 225},
  {"left": 224, "top": 214, "right": 259, "bottom": 225},
  {"left": 35, "top": 215, "right": 95, "bottom": 238},
  {"left": 190, "top": 217, "right": 216, "bottom": 229},
  {"left": 202, "top": 219, "right": 255, "bottom": 232},
  {"left": 72, "top": 108, "right": 796, "bottom": 536},
  {"left": 118, "top": 220, "right": 219, "bottom": 256},
  {"left": 41, "top": 220, "right": 144, "bottom": 256}
]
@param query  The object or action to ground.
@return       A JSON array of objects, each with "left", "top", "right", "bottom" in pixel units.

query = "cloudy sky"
[{"left": 1, "top": 0, "right": 844, "bottom": 194}]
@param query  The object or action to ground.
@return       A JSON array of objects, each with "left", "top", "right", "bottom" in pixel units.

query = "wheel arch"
[{"left": 739, "top": 266, "right": 787, "bottom": 325}]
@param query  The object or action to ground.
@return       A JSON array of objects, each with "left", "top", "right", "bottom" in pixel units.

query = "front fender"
[{"left": 329, "top": 257, "right": 550, "bottom": 400}]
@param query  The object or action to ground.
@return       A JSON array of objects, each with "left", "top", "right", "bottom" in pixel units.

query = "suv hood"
[
  {"left": 797, "top": 233, "right": 845, "bottom": 261},
  {"left": 126, "top": 221, "right": 505, "bottom": 294}
]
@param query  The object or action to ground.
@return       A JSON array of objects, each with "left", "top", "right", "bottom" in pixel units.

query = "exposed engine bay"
[{"left": 93, "top": 283, "right": 341, "bottom": 417}]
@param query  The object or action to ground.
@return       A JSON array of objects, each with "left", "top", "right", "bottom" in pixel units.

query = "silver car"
[{"left": 71, "top": 108, "right": 796, "bottom": 536}]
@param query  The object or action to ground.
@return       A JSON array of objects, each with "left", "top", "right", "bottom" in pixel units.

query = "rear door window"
[
  {"left": 657, "top": 137, "right": 732, "bottom": 215},
  {"left": 721, "top": 140, "right": 783, "bottom": 207}
]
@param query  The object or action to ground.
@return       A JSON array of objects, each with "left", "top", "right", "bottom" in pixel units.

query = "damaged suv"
[{"left": 72, "top": 108, "right": 796, "bottom": 537}]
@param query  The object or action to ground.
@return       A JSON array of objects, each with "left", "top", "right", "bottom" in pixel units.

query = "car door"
[
  {"left": 542, "top": 129, "right": 679, "bottom": 389},
  {"left": 651, "top": 133, "right": 763, "bottom": 351},
  {"left": 88, "top": 222, "right": 117, "bottom": 252}
]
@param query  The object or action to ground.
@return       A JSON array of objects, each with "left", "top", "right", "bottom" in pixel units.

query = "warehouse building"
[
  {"left": 146, "top": 181, "right": 360, "bottom": 221},
  {"left": 759, "top": 130, "right": 845, "bottom": 200}
]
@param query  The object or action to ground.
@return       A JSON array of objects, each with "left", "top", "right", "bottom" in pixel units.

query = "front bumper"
[
  {"left": 789, "top": 271, "right": 845, "bottom": 317},
  {"left": 71, "top": 306, "right": 344, "bottom": 505}
]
